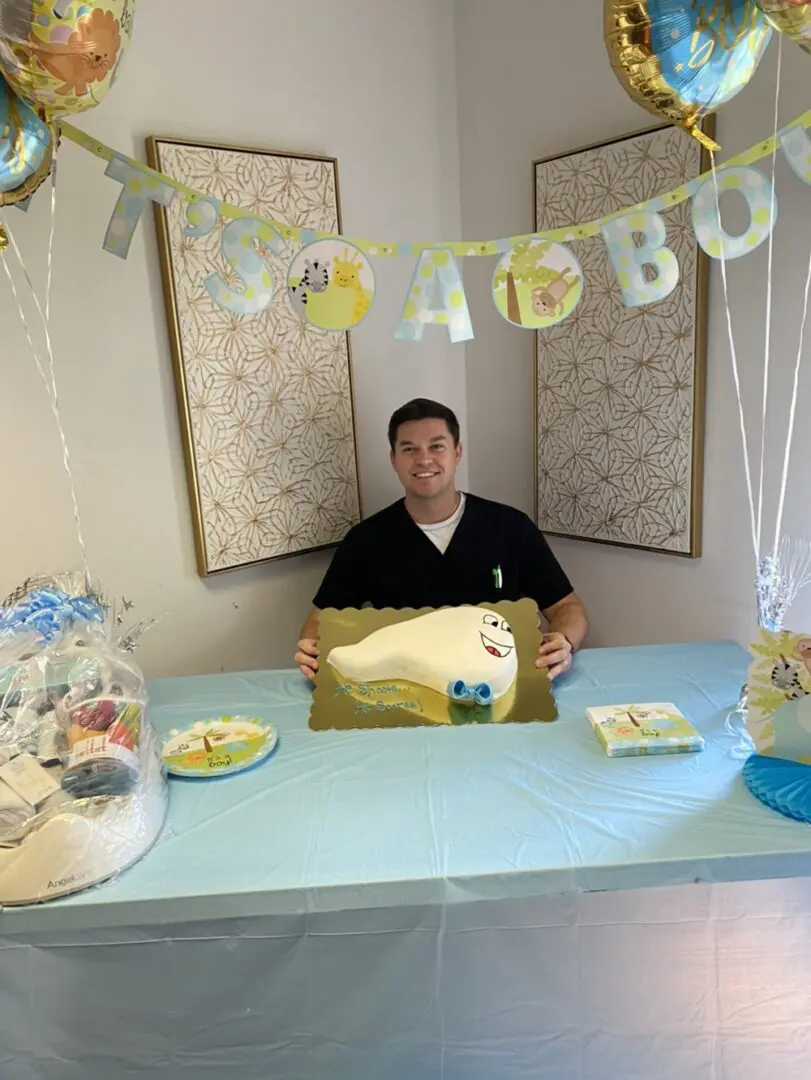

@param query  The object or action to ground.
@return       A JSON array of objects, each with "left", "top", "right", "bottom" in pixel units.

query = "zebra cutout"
[
  {"left": 771, "top": 656, "right": 805, "bottom": 701},
  {"left": 288, "top": 259, "right": 330, "bottom": 319}
]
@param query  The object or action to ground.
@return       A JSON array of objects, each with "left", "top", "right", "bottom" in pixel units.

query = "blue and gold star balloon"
[
  {"left": 605, "top": 1, "right": 772, "bottom": 149},
  {"left": 0, "top": 76, "right": 54, "bottom": 207}
]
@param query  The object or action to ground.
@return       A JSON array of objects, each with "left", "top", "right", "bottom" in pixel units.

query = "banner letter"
[
  {"left": 691, "top": 166, "right": 776, "bottom": 259},
  {"left": 204, "top": 218, "right": 286, "bottom": 316},
  {"left": 103, "top": 155, "right": 176, "bottom": 258},
  {"left": 394, "top": 248, "right": 473, "bottom": 343},
  {"left": 780, "top": 125, "right": 811, "bottom": 187},
  {"left": 601, "top": 211, "right": 680, "bottom": 307},
  {"left": 183, "top": 195, "right": 219, "bottom": 238}
]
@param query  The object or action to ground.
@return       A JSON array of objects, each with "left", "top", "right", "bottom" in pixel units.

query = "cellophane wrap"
[{"left": 0, "top": 572, "right": 167, "bottom": 905}]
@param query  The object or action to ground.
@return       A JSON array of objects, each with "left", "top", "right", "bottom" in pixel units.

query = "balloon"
[
  {"left": 0, "top": 75, "right": 54, "bottom": 206},
  {"left": 605, "top": 1, "right": 772, "bottom": 148},
  {"left": 758, "top": 1, "right": 811, "bottom": 51},
  {"left": 0, "top": 0, "right": 134, "bottom": 117}
]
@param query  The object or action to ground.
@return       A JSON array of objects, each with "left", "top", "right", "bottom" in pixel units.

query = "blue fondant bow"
[{"left": 448, "top": 680, "right": 493, "bottom": 706}]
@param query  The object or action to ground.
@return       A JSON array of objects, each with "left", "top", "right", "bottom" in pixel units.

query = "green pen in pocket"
[{"left": 492, "top": 565, "right": 502, "bottom": 590}]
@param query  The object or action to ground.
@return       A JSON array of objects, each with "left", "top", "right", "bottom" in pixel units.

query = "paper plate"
[
  {"left": 161, "top": 716, "right": 278, "bottom": 778},
  {"left": 742, "top": 753, "right": 811, "bottom": 824}
]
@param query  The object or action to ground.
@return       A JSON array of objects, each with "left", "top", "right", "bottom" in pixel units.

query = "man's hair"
[{"left": 387, "top": 398, "right": 460, "bottom": 450}]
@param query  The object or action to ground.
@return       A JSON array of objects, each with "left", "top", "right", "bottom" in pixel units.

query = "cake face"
[{"left": 326, "top": 606, "right": 519, "bottom": 701}]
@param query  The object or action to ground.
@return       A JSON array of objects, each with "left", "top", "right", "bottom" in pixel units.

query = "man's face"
[{"left": 390, "top": 418, "right": 461, "bottom": 500}]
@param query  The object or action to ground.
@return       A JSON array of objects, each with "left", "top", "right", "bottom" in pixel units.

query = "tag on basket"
[{"left": 0, "top": 753, "right": 61, "bottom": 806}]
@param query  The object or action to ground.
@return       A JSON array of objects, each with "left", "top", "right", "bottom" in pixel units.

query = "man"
[{"left": 295, "top": 398, "right": 588, "bottom": 681}]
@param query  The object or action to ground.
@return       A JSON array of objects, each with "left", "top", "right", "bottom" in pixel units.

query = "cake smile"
[{"left": 480, "top": 632, "right": 513, "bottom": 659}]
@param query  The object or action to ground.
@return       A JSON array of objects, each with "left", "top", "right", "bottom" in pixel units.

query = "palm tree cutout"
[
  {"left": 494, "top": 241, "right": 552, "bottom": 325},
  {"left": 625, "top": 707, "right": 680, "bottom": 731},
  {"left": 190, "top": 726, "right": 230, "bottom": 753}
]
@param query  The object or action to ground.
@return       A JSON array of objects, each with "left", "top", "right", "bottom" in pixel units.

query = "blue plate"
[{"left": 742, "top": 753, "right": 811, "bottom": 823}]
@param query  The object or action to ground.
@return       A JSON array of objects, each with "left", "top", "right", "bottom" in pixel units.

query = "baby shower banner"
[{"left": 53, "top": 109, "right": 811, "bottom": 342}]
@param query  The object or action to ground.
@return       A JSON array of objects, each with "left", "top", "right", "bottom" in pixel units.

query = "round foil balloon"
[
  {"left": 758, "top": 1, "right": 811, "bottom": 51},
  {"left": 0, "top": 0, "right": 134, "bottom": 117},
  {"left": 0, "top": 77, "right": 54, "bottom": 205},
  {"left": 605, "top": 0, "right": 772, "bottom": 147}
]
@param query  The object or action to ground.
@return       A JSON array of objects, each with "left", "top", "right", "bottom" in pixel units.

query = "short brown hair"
[{"left": 387, "top": 399, "right": 460, "bottom": 450}]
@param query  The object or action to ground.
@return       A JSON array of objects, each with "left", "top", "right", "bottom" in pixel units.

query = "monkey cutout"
[{"left": 531, "top": 266, "right": 580, "bottom": 318}]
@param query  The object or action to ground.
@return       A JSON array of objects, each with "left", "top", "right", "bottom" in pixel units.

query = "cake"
[{"left": 327, "top": 606, "right": 519, "bottom": 704}]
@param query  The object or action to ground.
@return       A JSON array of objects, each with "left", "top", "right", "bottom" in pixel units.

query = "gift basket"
[{"left": 0, "top": 572, "right": 168, "bottom": 905}]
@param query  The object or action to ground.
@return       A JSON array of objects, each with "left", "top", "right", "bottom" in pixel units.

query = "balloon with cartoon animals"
[
  {"left": 286, "top": 240, "right": 376, "bottom": 331},
  {"left": 492, "top": 240, "right": 583, "bottom": 329},
  {"left": 757, "top": 1, "right": 811, "bottom": 51},
  {"left": 0, "top": 0, "right": 135, "bottom": 117}
]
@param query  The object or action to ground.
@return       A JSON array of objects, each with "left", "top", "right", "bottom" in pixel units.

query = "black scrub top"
[{"left": 313, "top": 494, "right": 572, "bottom": 612}]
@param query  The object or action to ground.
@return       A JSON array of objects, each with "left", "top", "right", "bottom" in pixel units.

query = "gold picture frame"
[
  {"left": 146, "top": 136, "right": 362, "bottom": 577},
  {"left": 533, "top": 119, "right": 712, "bottom": 558}
]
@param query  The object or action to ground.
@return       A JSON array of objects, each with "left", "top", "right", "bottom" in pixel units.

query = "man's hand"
[
  {"left": 536, "top": 631, "right": 573, "bottom": 680},
  {"left": 295, "top": 638, "right": 319, "bottom": 681}
]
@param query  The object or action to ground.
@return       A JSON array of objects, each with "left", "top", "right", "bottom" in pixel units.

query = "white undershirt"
[{"left": 416, "top": 493, "right": 467, "bottom": 554}]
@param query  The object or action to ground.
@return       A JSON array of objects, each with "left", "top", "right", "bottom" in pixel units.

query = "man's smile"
[{"left": 480, "top": 632, "right": 514, "bottom": 658}]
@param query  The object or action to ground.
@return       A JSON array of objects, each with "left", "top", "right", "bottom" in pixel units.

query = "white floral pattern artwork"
[
  {"left": 534, "top": 125, "right": 708, "bottom": 556},
  {"left": 147, "top": 138, "right": 361, "bottom": 575}
]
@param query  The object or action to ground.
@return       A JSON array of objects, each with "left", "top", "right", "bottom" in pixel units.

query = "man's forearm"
[
  {"left": 545, "top": 596, "right": 588, "bottom": 651},
  {"left": 300, "top": 607, "right": 320, "bottom": 641}
]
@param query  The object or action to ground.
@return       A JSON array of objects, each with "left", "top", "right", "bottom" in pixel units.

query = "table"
[{"left": 3, "top": 641, "right": 811, "bottom": 1079}]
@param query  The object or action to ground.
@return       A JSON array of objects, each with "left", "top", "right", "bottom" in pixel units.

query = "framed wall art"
[
  {"left": 533, "top": 121, "right": 711, "bottom": 557},
  {"left": 146, "top": 136, "right": 361, "bottom": 576}
]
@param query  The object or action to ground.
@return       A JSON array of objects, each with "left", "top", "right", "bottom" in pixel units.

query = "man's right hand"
[{"left": 295, "top": 638, "right": 319, "bottom": 681}]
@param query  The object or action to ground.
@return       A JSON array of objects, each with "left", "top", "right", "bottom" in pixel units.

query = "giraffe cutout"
[{"left": 332, "top": 247, "right": 372, "bottom": 325}]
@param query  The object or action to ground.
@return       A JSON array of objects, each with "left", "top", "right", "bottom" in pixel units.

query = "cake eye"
[
  {"left": 501, "top": 620, "right": 511, "bottom": 633},
  {"left": 483, "top": 614, "right": 498, "bottom": 628}
]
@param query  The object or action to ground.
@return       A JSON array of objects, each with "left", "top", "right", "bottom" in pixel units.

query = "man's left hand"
[{"left": 536, "top": 632, "right": 573, "bottom": 680}]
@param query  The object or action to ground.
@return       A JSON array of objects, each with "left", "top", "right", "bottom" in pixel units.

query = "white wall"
[
  {"left": 1, "top": 0, "right": 466, "bottom": 676},
  {"left": 6, "top": 0, "right": 808, "bottom": 675},
  {"left": 455, "top": 0, "right": 811, "bottom": 648}
]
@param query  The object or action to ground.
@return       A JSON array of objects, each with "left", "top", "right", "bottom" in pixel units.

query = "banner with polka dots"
[
  {"left": 54, "top": 110, "right": 811, "bottom": 340},
  {"left": 394, "top": 248, "right": 473, "bottom": 343}
]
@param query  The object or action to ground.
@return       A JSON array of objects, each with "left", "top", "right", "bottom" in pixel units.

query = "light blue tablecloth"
[
  {"left": 2, "top": 639, "right": 808, "bottom": 936},
  {"left": 4, "top": 641, "right": 811, "bottom": 1080}
]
